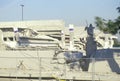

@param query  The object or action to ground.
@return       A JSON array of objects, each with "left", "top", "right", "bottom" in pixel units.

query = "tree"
[
  {"left": 116, "top": 6, "right": 120, "bottom": 30},
  {"left": 94, "top": 6, "right": 120, "bottom": 35},
  {"left": 115, "top": 16, "right": 120, "bottom": 29},
  {"left": 94, "top": 17, "right": 118, "bottom": 35},
  {"left": 106, "top": 20, "right": 117, "bottom": 34},
  {"left": 94, "top": 17, "right": 106, "bottom": 31},
  {"left": 117, "top": 7, "right": 120, "bottom": 13}
]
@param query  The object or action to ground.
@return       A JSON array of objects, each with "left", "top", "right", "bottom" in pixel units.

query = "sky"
[{"left": 0, "top": 0, "right": 119, "bottom": 26}]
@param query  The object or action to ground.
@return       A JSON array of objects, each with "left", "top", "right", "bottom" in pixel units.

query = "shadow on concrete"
[{"left": 95, "top": 49, "right": 120, "bottom": 73}]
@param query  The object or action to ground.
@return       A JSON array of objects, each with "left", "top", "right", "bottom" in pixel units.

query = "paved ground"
[{"left": 0, "top": 78, "right": 41, "bottom": 81}]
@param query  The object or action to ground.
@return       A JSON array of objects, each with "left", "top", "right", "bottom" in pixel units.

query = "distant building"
[{"left": 0, "top": 20, "right": 117, "bottom": 50}]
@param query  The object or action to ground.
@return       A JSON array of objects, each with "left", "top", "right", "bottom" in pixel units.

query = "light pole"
[{"left": 20, "top": 4, "right": 24, "bottom": 21}]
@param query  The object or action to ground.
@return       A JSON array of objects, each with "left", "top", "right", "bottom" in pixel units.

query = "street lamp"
[{"left": 20, "top": 4, "right": 24, "bottom": 21}]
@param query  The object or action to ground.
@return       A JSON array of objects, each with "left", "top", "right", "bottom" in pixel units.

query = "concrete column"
[
  {"left": 69, "top": 24, "right": 74, "bottom": 50},
  {"left": 104, "top": 37, "right": 109, "bottom": 48},
  {"left": 61, "top": 30, "right": 65, "bottom": 48}
]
